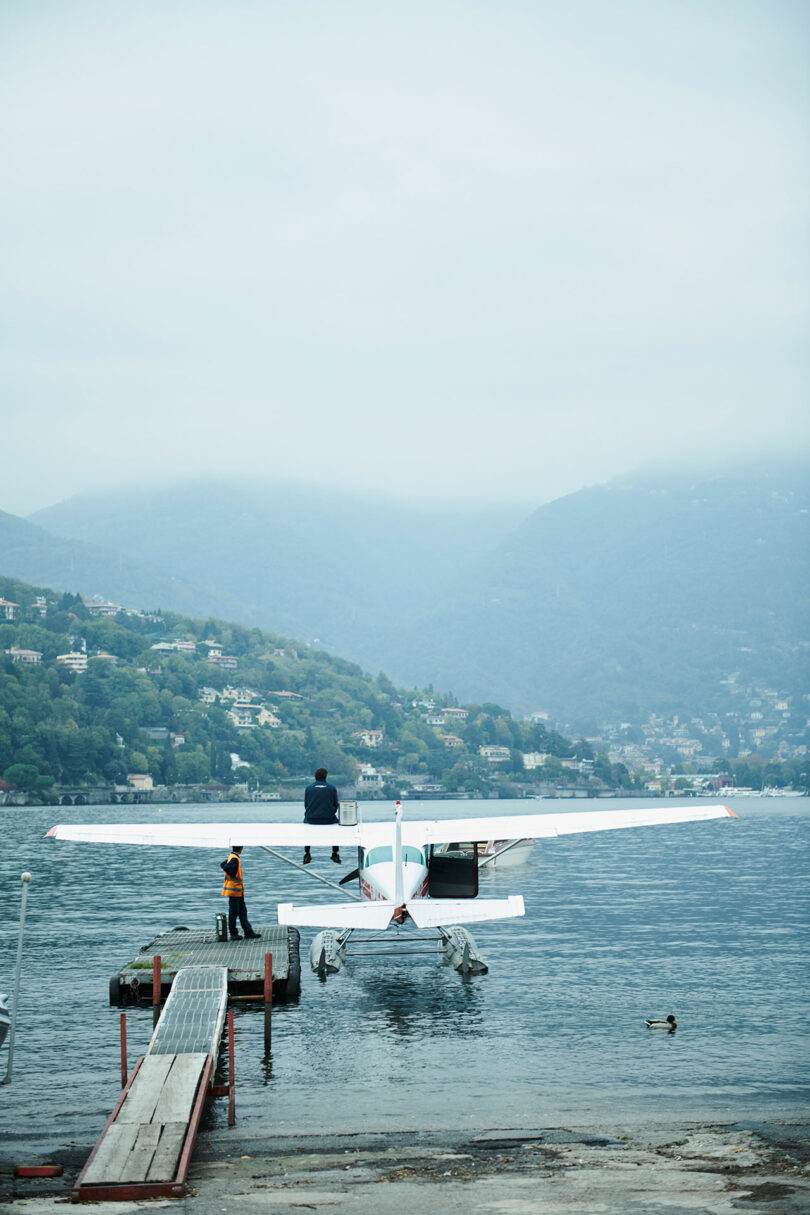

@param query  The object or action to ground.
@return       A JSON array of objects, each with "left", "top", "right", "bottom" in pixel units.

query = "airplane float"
[{"left": 47, "top": 802, "right": 736, "bottom": 976}]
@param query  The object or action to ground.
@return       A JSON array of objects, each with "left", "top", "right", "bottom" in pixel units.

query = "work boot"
[
  {"left": 230, "top": 934, "right": 243, "bottom": 940},
  {"left": 245, "top": 930, "right": 261, "bottom": 939},
  {"left": 303, "top": 851, "right": 312, "bottom": 864},
  {"left": 331, "top": 850, "right": 341, "bottom": 864}
]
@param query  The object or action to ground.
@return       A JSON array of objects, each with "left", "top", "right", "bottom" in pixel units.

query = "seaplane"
[{"left": 46, "top": 801, "right": 736, "bottom": 976}]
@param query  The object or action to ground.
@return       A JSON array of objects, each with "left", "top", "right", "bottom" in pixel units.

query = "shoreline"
[{"left": 4, "top": 1118, "right": 809, "bottom": 1213}]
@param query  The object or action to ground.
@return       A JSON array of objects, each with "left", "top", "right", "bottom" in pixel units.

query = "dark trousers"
[{"left": 227, "top": 895, "right": 252, "bottom": 937}]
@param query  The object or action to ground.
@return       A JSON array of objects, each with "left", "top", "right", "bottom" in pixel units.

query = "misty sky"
[{"left": 2, "top": 0, "right": 808, "bottom": 515}]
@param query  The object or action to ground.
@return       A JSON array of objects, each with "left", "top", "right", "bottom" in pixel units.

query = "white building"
[
  {"left": 522, "top": 751, "right": 549, "bottom": 770},
  {"left": 479, "top": 745, "right": 511, "bottom": 763},
  {"left": 356, "top": 764, "right": 384, "bottom": 793},
  {"left": 5, "top": 647, "right": 42, "bottom": 665},
  {"left": 56, "top": 651, "right": 88, "bottom": 673}
]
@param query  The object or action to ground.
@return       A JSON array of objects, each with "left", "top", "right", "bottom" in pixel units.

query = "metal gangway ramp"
[{"left": 75, "top": 966, "right": 229, "bottom": 1202}]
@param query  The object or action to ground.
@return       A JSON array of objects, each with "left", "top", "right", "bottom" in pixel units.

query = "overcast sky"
[{"left": 2, "top": 0, "right": 808, "bottom": 515}]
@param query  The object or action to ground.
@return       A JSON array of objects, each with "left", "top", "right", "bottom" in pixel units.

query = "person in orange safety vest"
[{"left": 220, "top": 846, "right": 261, "bottom": 940}]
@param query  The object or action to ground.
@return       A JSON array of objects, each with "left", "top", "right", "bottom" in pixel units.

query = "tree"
[{"left": 176, "top": 750, "right": 210, "bottom": 784}]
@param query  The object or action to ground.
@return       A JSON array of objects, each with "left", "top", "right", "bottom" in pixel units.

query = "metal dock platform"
[
  {"left": 75, "top": 966, "right": 230, "bottom": 1202},
  {"left": 110, "top": 924, "right": 301, "bottom": 1004}
]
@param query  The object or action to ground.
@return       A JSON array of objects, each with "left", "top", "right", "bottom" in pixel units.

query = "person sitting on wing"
[
  {"left": 220, "top": 845, "right": 261, "bottom": 940},
  {"left": 303, "top": 766, "right": 341, "bottom": 864}
]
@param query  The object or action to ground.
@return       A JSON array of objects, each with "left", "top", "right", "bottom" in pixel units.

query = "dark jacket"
[{"left": 304, "top": 780, "right": 340, "bottom": 823}]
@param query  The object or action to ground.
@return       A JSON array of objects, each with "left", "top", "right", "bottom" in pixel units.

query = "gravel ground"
[{"left": 2, "top": 1121, "right": 809, "bottom": 1215}]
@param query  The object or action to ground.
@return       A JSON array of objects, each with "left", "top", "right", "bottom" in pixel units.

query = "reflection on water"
[{"left": 0, "top": 798, "right": 808, "bottom": 1151}]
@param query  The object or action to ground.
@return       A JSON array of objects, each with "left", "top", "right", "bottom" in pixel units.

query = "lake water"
[{"left": 1, "top": 797, "right": 808, "bottom": 1155}]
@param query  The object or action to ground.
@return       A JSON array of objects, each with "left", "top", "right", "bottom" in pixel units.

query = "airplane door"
[{"left": 427, "top": 843, "right": 479, "bottom": 898}]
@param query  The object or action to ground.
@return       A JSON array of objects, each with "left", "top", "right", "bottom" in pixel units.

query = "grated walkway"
[{"left": 75, "top": 966, "right": 228, "bottom": 1201}]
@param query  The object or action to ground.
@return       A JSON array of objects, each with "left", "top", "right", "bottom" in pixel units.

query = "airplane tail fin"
[
  {"left": 277, "top": 901, "right": 394, "bottom": 929},
  {"left": 406, "top": 896, "right": 524, "bottom": 928}
]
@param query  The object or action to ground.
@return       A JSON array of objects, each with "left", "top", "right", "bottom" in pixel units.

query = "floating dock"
[
  {"left": 75, "top": 966, "right": 230, "bottom": 1202},
  {"left": 109, "top": 924, "right": 301, "bottom": 1004}
]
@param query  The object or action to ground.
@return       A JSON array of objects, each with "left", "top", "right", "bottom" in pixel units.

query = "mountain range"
[{"left": 0, "top": 461, "right": 805, "bottom": 729}]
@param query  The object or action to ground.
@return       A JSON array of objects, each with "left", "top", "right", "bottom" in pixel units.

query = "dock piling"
[
  {"left": 228, "top": 1009, "right": 235, "bottom": 1127},
  {"left": 152, "top": 954, "right": 161, "bottom": 1026},
  {"left": 119, "top": 1014, "right": 127, "bottom": 1088},
  {"left": 264, "top": 953, "right": 273, "bottom": 1049}
]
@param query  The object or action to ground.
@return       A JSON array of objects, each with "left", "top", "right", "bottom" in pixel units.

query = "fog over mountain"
[{"left": 15, "top": 461, "right": 807, "bottom": 729}]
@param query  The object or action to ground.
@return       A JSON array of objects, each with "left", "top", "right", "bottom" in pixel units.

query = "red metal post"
[
  {"left": 152, "top": 954, "right": 161, "bottom": 1026},
  {"left": 120, "top": 1013, "right": 127, "bottom": 1088},
  {"left": 264, "top": 953, "right": 273, "bottom": 1050},
  {"left": 227, "top": 1008, "right": 235, "bottom": 1127}
]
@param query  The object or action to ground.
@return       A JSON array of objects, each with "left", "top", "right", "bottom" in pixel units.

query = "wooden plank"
[
  {"left": 146, "top": 1124, "right": 187, "bottom": 1182},
  {"left": 117, "top": 1123, "right": 162, "bottom": 1184},
  {"left": 117, "top": 1055, "right": 174, "bottom": 1124},
  {"left": 82, "top": 1123, "right": 140, "bottom": 1185},
  {"left": 151, "top": 1054, "right": 207, "bottom": 1124}
]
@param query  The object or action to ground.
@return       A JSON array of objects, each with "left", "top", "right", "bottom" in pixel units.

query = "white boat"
[
  {"left": 439, "top": 839, "right": 535, "bottom": 868},
  {"left": 0, "top": 993, "right": 9, "bottom": 1051}
]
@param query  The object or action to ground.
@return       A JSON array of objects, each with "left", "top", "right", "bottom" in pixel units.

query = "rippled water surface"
[{"left": 1, "top": 798, "right": 808, "bottom": 1153}]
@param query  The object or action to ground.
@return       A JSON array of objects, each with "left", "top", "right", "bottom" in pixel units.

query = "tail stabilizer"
[
  {"left": 277, "top": 901, "right": 394, "bottom": 929},
  {"left": 406, "top": 895, "right": 525, "bottom": 928}
]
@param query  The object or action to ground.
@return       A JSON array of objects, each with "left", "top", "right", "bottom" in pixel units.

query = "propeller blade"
[{"left": 339, "top": 867, "right": 360, "bottom": 885}]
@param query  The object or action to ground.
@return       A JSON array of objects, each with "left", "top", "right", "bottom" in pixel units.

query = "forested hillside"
[
  {"left": 14, "top": 462, "right": 809, "bottom": 731},
  {"left": 397, "top": 463, "right": 810, "bottom": 725},
  {"left": 0, "top": 574, "right": 576, "bottom": 800}
]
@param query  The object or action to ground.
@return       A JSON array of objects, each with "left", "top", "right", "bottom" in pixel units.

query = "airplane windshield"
[{"left": 364, "top": 846, "right": 424, "bottom": 867}]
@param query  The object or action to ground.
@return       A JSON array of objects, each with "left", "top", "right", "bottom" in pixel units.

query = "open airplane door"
[{"left": 427, "top": 842, "right": 479, "bottom": 898}]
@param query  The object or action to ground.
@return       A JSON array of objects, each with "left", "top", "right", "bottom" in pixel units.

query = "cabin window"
[
  {"left": 427, "top": 843, "right": 479, "bottom": 898},
  {"left": 364, "top": 846, "right": 393, "bottom": 868},
  {"left": 363, "top": 845, "right": 424, "bottom": 868}
]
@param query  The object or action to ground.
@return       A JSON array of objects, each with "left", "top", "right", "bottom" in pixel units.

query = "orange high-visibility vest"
[{"left": 221, "top": 852, "right": 244, "bottom": 898}]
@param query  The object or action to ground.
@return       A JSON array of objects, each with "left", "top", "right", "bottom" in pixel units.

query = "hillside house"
[
  {"left": 257, "top": 707, "right": 281, "bottom": 728},
  {"left": 56, "top": 651, "right": 88, "bottom": 673},
  {"left": 479, "top": 745, "right": 511, "bottom": 763},
  {"left": 199, "top": 686, "right": 219, "bottom": 704},
  {"left": 227, "top": 706, "right": 255, "bottom": 730},
  {"left": 84, "top": 598, "right": 124, "bottom": 617},
  {"left": 522, "top": 752, "right": 549, "bottom": 770},
  {"left": 356, "top": 764, "right": 384, "bottom": 793},
  {"left": 441, "top": 734, "right": 464, "bottom": 748},
  {"left": 127, "top": 773, "right": 154, "bottom": 791},
  {"left": 220, "top": 686, "right": 258, "bottom": 703},
  {"left": 0, "top": 599, "right": 20, "bottom": 620},
  {"left": 5, "top": 646, "right": 42, "bottom": 664},
  {"left": 353, "top": 729, "right": 383, "bottom": 747},
  {"left": 209, "top": 654, "right": 238, "bottom": 671}
]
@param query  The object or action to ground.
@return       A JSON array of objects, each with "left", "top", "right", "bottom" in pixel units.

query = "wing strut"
[{"left": 258, "top": 845, "right": 362, "bottom": 902}]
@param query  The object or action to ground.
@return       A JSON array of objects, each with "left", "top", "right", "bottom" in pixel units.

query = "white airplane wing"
[
  {"left": 45, "top": 822, "right": 360, "bottom": 848},
  {"left": 406, "top": 896, "right": 525, "bottom": 928},
  {"left": 406, "top": 803, "right": 735, "bottom": 847},
  {"left": 47, "top": 805, "right": 735, "bottom": 850},
  {"left": 277, "top": 901, "right": 395, "bottom": 929}
]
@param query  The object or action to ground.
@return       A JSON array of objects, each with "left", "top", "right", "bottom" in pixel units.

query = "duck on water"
[{"left": 645, "top": 1014, "right": 677, "bottom": 1031}]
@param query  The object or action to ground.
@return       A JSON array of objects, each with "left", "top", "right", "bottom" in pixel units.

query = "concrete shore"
[{"left": 2, "top": 1121, "right": 809, "bottom": 1214}]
